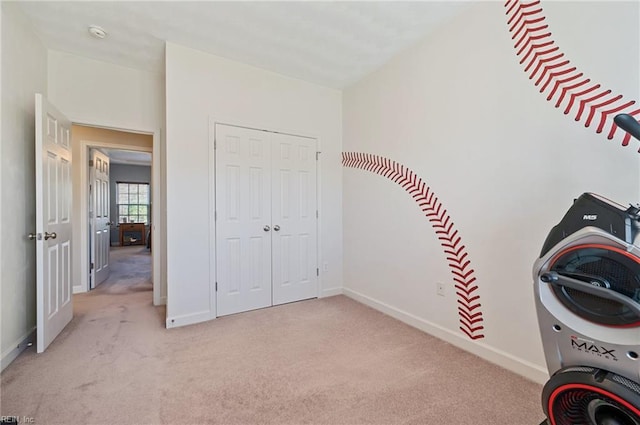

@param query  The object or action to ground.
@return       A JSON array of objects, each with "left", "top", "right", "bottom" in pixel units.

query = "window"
[{"left": 117, "top": 182, "right": 150, "bottom": 224}]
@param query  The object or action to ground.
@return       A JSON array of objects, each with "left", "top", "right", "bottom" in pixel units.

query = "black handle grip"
[
  {"left": 540, "top": 271, "right": 640, "bottom": 317},
  {"left": 614, "top": 113, "right": 640, "bottom": 141}
]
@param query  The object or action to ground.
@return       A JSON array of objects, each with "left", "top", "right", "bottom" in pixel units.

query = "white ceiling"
[
  {"left": 101, "top": 148, "right": 152, "bottom": 166},
  {"left": 17, "top": 1, "right": 470, "bottom": 89}
]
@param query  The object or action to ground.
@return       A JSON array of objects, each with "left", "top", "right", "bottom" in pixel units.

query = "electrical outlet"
[{"left": 436, "top": 282, "right": 445, "bottom": 296}]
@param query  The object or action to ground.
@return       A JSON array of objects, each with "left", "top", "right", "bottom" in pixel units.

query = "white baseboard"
[
  {"left": 1, "top": 327, "right": 36, "bottom": 372},
  {"left": 343, "top": 288, "right": 549, "bottom": 385},
  {"left": 320, "top": 287, "right": 343, "bottom": 298},
  {"left": 166, "top": 309, "right": 213, "bottom": 329}
]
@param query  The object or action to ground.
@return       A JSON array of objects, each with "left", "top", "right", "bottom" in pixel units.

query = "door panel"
[
  {"left": 35, "top": 93, "right": 73, "bottom": 353},
  {"left": 216, "top": 124, "right": 272, "bottom": 316},
  {"left": 90, "top": 149, "right": 111, "bottom": 287},
  {"left": 271, "top": 133, "right": 318, "bottom": 305}
]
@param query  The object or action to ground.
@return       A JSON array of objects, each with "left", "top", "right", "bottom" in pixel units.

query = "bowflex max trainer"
[
  {"left": 531, "top": 114, "right": 640, "bottom": 425},
  {"left": 534, "top": 193, "right": 640, "bottom": 425}
]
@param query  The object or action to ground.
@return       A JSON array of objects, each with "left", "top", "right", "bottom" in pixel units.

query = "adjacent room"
[{"left": 2, "top": 1, "right": 640, "bottom": 424}]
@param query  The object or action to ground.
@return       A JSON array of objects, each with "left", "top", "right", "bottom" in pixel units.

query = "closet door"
[
  {"left": 271, "top": 133, "right": 318, "bottom": 305},
  {"left": 216, "top": 124, "right": 272, "bottom": 316}
]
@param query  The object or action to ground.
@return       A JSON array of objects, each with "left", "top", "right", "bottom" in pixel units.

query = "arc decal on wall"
[
  {"left": 343, "top": 152, "right": 484, "bottom": 340},
  {"left": 505, "top": 0, "right": 640, "bottom": 149}
]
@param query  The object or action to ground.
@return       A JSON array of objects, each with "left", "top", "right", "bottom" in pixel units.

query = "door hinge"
[
  {"left": 316, "top": 151, "right": 320, "bottom": 161},
  {"left": 214, "top": 211, "right": 217, "bottom": 221},
  {"left": 316, "top": 268, "right": 319, "bottom": 277},
  {"left": 214, "top": 139, "right": 217, "bottom": 150},
  {"left": 215, "top": 282, "right": 218, "bottom": 292},
  {"left": 89, "top": 159, "right": 94, "bottom": 167},
  {"left": 316, "top": 210, "right": 319, "bottom": 219},
  {"left": 90, "top": 262, "right": 94, "bottom": 270}
]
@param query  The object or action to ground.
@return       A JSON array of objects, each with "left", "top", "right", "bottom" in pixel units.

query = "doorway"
[
  {"left": 72, "top": 124, "right": 163, "bottom": 306},
  {"left": 88, "top": 147, "right": 152, "bottom": 291}
]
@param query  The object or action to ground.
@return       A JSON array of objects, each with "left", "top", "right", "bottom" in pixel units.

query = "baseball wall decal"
[
  {"left": 505, "top": 0, "right": 640, "bottom": 148},
  {"left": 343, "top": 152, "right": 485, "bottom": 340}
]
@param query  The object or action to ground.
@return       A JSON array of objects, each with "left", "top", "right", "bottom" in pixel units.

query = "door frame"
[
  {"left": 75, "top": 124, "right": 164, "bottom": 306},
  {"left": 208, "top": 118, "right": 322, "bottom": 318}
]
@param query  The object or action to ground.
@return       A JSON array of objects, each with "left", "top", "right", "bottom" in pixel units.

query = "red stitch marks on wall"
[
  {"left": 505, "top": 0, "right": 640, "bottom": 149},
  {"left": 343, "top": 152, "right": 484, "bottom": 341}
]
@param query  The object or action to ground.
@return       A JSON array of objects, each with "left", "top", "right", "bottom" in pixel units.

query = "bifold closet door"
[
  {"left": 271, "top": 133, "right": 318, "bottom": 305},
  {"left": 215, "top": 124, "right": 318, "bottom": 317},
  {"left": 216, "top": 125, "right": 272, "bottom": 316}
]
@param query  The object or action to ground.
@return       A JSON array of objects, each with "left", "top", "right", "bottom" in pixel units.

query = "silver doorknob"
[
  {"left": 44, "top": 232, "right": 57, "bottom": 240},
  {"left": 273, "top": 225, "right": 280, "bottom": 231},
  {"left": 263, "top": 225, "right": 270, "bottom": 232},
  {"left": 107, "top": 221, "right": 114, "bottom": 226},
  {"left": 28, "top": 233, "right": 39, "bottom": 240}
]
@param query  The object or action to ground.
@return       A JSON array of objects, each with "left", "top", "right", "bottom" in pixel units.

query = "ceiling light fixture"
[{"left": 88, "top": 25, "right": 107, "bottom": 39}]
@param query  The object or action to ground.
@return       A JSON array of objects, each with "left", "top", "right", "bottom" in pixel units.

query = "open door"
[
  {"left": 89, "top": 149, "right": 111, "bottom": 288},
  {"left": 35, "top": 93, "right": 73, "bottom": 353}
]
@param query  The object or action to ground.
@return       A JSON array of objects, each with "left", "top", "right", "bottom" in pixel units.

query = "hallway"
[{"left": 92, "top": 245, "right": 153, "bottom": 295}]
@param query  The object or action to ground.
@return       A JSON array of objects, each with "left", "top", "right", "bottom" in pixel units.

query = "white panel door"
[
  {"left": 90, "top": 149, "right": 111, "bottom": 288},
  {"left": 35, "top": 93, "right": 73, "bottom": 353},
  {"left": 271, "top": 133, "right": 318, "bottom": 305},
  {"left": 216, "top": 124, "right": 272, "bottom": 316}
]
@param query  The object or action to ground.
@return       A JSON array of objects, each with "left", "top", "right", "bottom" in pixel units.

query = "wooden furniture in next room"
[{"left": 119, "top": 222, "right": 146, "bottom": 246}]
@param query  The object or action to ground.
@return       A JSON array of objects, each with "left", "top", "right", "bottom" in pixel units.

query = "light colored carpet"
[{"left": 1, "top": 246, "right": 544, "bottom": 424}]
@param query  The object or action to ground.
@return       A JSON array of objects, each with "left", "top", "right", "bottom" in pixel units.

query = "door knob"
[
  {"left": 44, "top": 232, "right": 57, "bottom": 240},
  {"left": 263, "top": 225, "right": 270, "bottom": 232},
  {"left": 28, "top": 233, "right": 41, "bottom": 241},
  {"left": 107, "top": 221, "right": 114, "bottom": 226},
  {"left": 273, "top": 225, "right": 280, "bottom": 231}
]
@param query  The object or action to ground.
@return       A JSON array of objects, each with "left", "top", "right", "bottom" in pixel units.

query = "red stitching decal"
[
  {"left": 505, "top": 0, "right": 640, "bottom": 149},
  {"left": 343, "top": 152, "right": 485, "bottom": 340}
]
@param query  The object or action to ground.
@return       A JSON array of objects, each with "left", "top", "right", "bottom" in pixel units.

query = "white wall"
[
  {"left": 343, "top": 1, "right": 640, "bottom": 384},
  {"left": 48, "top": 50, "right": 163, "bottom": 134},
  {"left": 47, "top": 51, "right": 166, "bottom": 303},
  {"left": 0, "top": 2, "right": 48, "bottom": 370},
  {"left": 165, "top": 42, "right": 343, "bottom": 327}
]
